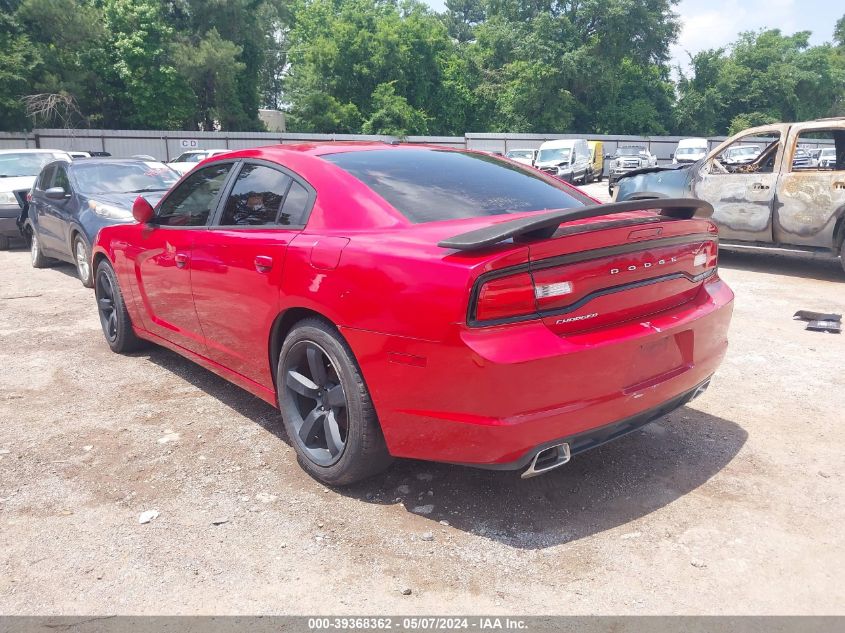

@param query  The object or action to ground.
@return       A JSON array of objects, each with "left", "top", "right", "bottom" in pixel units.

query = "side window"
[
  {"left": 792, "top": 130, "right": 844, "bottom": 172},
  {"left": 219, "top": 164, "right": 291, "bottom": 226},
  {"left": 53, "top": 165, "right": 71, "bottom": 192},
  {"left": 279, "top": 181, "right": 310, "bottom": 226},
  {"left": 710, "top": 131, "right": 781, "bottom": 175},
  {"left": 37, "top": 165, "right": 56, "bottom": 191},
  {"left": 156, "top": 162, "right": 232, "bottom": 227}
]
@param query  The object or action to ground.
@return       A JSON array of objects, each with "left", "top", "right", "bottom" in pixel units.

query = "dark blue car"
[{"left": 23, "top": 158, "right": 180, "bottom": 286}]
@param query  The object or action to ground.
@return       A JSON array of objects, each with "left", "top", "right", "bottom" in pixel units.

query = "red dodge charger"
[{"left": 91, "top": 143, "right": 733, "bottom": 485}]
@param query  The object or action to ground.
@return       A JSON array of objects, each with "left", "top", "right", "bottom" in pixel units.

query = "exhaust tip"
[
  {"left": 689, "top": 379, "right": 711, "bottom": 402},
  {"left": 521, "top": 443, "right": 571, "bottom": 479}
]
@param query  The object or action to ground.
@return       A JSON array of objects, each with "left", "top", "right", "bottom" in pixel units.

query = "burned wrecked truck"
[{"left": 614, "top": 119, "right": 845, "bottom": 273}]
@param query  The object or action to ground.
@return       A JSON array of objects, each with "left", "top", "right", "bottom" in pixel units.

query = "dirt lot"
[{"left": 1, "top": 190, "right": 844, "bottom": 614}]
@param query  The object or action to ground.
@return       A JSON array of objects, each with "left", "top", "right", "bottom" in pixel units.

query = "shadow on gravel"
[
  {"left": 341, "top": 407, "right": 747, "bottom": 549},
  {"left": 719, "top": 250, "right": 843, "bottom": 283},
  {"left": 145, "top": 346, "right": 746, "bottom": 550}
]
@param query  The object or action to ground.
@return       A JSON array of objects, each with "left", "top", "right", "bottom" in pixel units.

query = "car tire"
[
  {"left": 94, "top": 259, "right": 148, "bottom": 353},
  {"left": 29, "top": 228, "right": 51, "bottom": 268},
  {"left": 840, "top": 238, "right": 845, "bottom": 275},
  {"left": 73, "top": 234, "right": 94, "bottom": 288},
  {"left": 277, "top": 318, "right": 392, "bottom": 486}
]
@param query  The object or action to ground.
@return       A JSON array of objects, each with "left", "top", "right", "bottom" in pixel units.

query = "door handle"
[
  {"left": 751, "top": 183, "right": 770, "bottom": 191},
  {"left": 254, "top": 255, "right": 273, "bottom": 272},
  {"left": 175, "top": 253, "right": 189, "bottom": 268}
]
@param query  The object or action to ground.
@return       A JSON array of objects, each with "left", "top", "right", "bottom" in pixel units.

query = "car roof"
[
  {"left": 537, "top": 139, "right": 583, "bottom": 149},
  {"left": 67, "top": 157, "right": 168, "bottom": 168},
  {"left": 0, "top": 148, "right": 71, "bottom": 155},
  {"left": 198, "top": 142, "right": 464, "bottom": 161}
]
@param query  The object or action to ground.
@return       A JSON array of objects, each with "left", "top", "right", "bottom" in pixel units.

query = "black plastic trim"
[{"left": 207, "top": 157, "right": 317, "bottom": 230}]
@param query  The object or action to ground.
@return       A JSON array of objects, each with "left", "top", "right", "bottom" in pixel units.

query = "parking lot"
[{"left": 1, "top": 191, "right": 844, "bottom": 614}]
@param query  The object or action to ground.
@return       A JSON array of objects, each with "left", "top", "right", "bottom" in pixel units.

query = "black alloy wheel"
[
  {"left": 284, "top": 340, "right": 350, "bottom": 467},
  {"left": 94, "top": 260, "right": 147, "bottom": 353},
  {"left": 96, "top": 267, "right": 119, "bottom": 344},
  {"left": 277, "top": 318, "right": 392, "bottom": 485}
]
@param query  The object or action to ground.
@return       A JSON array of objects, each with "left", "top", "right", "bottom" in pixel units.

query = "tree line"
[{"left": 1, "top": 0, "right": 844, "bottom": 137}]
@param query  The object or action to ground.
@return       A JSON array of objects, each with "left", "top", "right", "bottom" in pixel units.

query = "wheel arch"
[
  {"left": 832, "top": 205, "right": 845, "bottom": 252},
  {"left": 91, "top": 246, "right": 113, "bottom": 275},
  {"left": 268, "top": 306, "right": 343, "bottom": 385}
]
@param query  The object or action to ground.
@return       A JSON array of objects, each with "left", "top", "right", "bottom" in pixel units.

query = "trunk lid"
[{"left": 527, "top": 217, "right": 718, "bottom": 335}]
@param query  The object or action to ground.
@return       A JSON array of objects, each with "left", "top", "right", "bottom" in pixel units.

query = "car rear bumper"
[
  {"left": 457, "top": 376, "right": 711, "bottom": 471},
  {"left": 341, "top": 275, "right": 734, "bottom": 467}
]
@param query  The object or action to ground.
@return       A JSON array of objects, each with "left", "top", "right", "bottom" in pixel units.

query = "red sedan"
[{"left": 92, "top": 143, "right": 733, "bottom": 485}]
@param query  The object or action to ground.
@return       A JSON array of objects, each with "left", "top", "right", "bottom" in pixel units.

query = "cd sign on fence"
[{"left": 179, "top": 139, "right": 199, "bottom": 149}]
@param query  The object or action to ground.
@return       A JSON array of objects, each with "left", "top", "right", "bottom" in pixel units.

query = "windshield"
[
  {"left": 730, "top": 146, "right": 759, "bottom": 157},
  {"left": 174, "top": 152, "right": 205, "bottom": 163},
  {"left": 0, "top": 152, "right": 66, "bottom": 178},
  {"left": 72, "top": 162, "right": 180, "bottom": 194},
  {"left": 324, "top": 149, "right": 587, "bottom": 224},
  {"left": 820, "top": 148, "right": 836, "bottom": 158},
  {"left": 506, "top": 150, "right": 534, "bottom": 160},
  {"left": 616, "top": 147, "right": 644, "bottom": 156},
  {"left": 536, "top": 148, "right": 570, "bottom": 163},
  {"left": 676, "top": 147, "right": 704, "bottom": 155}
]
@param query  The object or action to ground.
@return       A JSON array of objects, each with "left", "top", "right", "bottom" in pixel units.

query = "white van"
[
  {"left": 534, "top": 139, "right": 591, "bottom": 184},
  {"left": 673, "top": 138, "right": 709, "bottom": 164}
]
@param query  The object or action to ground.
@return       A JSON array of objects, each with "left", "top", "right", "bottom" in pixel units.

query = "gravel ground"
[{"left": 1, "top": 190, "right": 843, "bottom": 614}]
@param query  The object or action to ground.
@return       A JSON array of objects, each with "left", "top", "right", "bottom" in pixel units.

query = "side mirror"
[
  {"left": 604, "top": 153, "right": 612, "bottom": 159},
  {"left": 670, "top": 153, "right": 674, "bottom": 160},
  {"left": 132, "top": 196, "right": 155, "bottom": 223},
  {"left": 45, "top": 187, "right": 68, "bottom": 200}
]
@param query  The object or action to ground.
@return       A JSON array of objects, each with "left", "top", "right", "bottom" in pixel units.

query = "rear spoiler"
[{"left": 438, "top": 198, "right": 714, "bottom": 251}]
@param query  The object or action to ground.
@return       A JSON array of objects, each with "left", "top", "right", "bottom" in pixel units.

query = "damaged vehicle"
[
  {"left": 614, "top": 119, "right": 845, "bottom": 273},
  {"left": 607, "top": 146, "right": 658, "bottom": 196}
]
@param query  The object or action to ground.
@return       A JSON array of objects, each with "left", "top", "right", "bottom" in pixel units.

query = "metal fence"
[{"left": 1, "top": 129, "right": 733, "bottom": 164}]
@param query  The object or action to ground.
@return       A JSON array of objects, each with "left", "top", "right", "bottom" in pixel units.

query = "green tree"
[
  {"left": 676, "top": 29, "right": 845, "bottom": 135},
  {"left": 453, "top": 0, "right": 681, "bottom": 133},
  {"left": 174, "top": 29, "right": 251, "bottom": 131},
  {"left": 0, "top": 1, "right": 39, "bottom": 129},
  {"left": 727, "top": 112, "right": 779, "bottom": 136},
  {"left": 15, "top": 0, "right": 110, "bottom": 127},
  {"left": 362, "top": 82, "right": 428, "bottom": 135},
  {"left": 101, "top": 0, "right": 193, "bottom": 128},
  {"left": 286, "top": 0, "right": 472, "bottom": 134}
]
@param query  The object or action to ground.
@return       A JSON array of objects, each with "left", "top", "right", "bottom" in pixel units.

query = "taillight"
[
  {"left": 26, "top": 192, "right": 32, "bottom": 203},
  {"left": 474, "top": 272, "right": 536, "bottom": 323},
  {"left": 694, "top": 240, "right": 718, "bottom": 269}
]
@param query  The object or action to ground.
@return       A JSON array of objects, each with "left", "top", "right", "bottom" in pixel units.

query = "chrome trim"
[
  {"left": 689, "top": 379, "right": 711, "bottom": 401},
  {"left": 521, "top": 443, "right": 571, "bottom": 479}
]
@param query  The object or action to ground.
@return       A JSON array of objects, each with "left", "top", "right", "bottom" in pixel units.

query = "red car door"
[
  {"left": 190, "top": 161, "right": 315, "bottom": 389},
  {"left": 132, "top": 161, "right": 236, "bottom": 355}
]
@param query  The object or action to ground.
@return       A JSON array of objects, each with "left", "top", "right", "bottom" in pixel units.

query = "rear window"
[{"left": 323, "top": 149, "right": 587, "bottom": 223}]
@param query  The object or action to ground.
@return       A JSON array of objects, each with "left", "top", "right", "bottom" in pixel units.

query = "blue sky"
[{"left": 422, "top": 0, "right": 839, "bottom": 71}]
